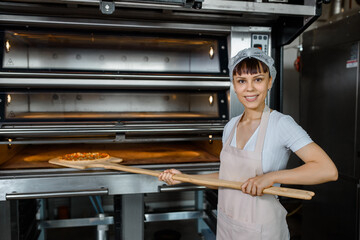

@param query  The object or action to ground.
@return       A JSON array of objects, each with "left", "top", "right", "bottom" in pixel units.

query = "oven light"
[
  {"left": 209, "top": 46, "right": 214, "bottom": 59},
  {"left": 209, "top": 135, "right": 213, "bottom": 144},
  {"left": 5, "top": 40, "right": 11, "bottom": 53},
  {"left": 208, "top": 95, "right": 214, "bottom": 105},
  {"left": 8, "top": 139, "right": 12, "bottom": 148},
  {"left": 7, "top": 94, "right": 11, "bottom": 104}
]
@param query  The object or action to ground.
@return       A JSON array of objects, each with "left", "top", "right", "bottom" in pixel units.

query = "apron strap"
[
  {"left": 224, "top": 113, "right": 243, "bottom": 147},
  {"left": 225, "top": 105, "right": 270, "bottom": 150},
  {"left": 254, "top": 105, "right": 270, "bottom": 153}
]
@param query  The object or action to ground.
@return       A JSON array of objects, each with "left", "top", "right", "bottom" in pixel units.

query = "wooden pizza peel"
[{"left": 49, "top": 157, "right": 315, "bottom": 200}]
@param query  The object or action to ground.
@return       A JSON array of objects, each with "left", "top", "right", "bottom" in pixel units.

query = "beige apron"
[{"left": 217, "top": 106, "right": 289, "bottom": 240}]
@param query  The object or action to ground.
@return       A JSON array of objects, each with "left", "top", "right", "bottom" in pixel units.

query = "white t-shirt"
[{"left": 222, "top": 110, "right": 313, "bottom": 173}]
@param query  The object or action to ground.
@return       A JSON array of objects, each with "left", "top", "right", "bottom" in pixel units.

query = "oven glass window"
[
  {"left": 3, "top": 92, "right": 220, "bottom": 121},
  {"left": 2, "top": 31, "right": 221, "bottom": 73}
]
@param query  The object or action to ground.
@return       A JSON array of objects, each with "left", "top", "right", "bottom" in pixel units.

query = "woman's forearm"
[
  {"left": 271, "top": 161, "right": 338, "bottom": 186},
  {"left": 271, "top": 143, "right": 338, "bottom": 185}
]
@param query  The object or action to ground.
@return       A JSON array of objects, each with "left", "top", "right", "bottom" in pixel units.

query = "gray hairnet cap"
[{"left": 228, "top": 47, "right": 276, "bottom": 87}]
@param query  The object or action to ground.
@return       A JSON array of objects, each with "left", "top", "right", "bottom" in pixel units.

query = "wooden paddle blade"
[
  {"left": 48, "top": 159, "right": 88, "bottom": 169},
  {"left": 48, "top": 157, "right": 123, "bottom": 170}
]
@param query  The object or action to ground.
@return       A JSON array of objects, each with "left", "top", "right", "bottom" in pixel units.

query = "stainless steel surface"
[
  {"left": 0, "top": 72, "right": 229, "bottom": 80},
  {"left": 122, "top": 194, "right": 144, "bottom": 240},
  {"left": 202, "top": 0, "right": 316, "bottom": 15},
  {"left": 145, "top": 210, "right": 203, "bottom": 222},
  {"left": 1, "top": 0, "right": 318, "bottom": 16},
  {"left": 6, "top": 189, "right": 109, "bottom": 200},
  {"left": 159, "top": 185, "right": 206, "bottom": 192},
  {"left": 0, "top": 162, "right": 220, "bottom": 201},
  {"left": 0, "top": 14, "right": 231, "bottom": 33},
  {"left": 300, "top": 12, "right": 360, "bottom": 240},
  {"left": 39, "top": 215, "right": 113, "bottom": 228},
  {"left": 0, "top": 78, "right": 230, "bottom": 89},
  {"left": 0, "top": 123, "right": 225, "bottom": 144}
]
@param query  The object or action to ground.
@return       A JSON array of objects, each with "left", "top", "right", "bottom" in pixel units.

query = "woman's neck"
[{"left": 242, "top": 104, "right": 265, "bottom": 121}]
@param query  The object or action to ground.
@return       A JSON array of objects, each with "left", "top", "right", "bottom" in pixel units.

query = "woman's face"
[{"left": 233, "top": 64, "right": 272, "bottom": 111}]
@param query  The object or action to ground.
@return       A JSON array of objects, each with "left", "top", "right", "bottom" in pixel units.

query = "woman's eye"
[
  {"left": 255, "top": 78, "right": 262, "bottom": 82},
  {"left": 237, "top": 80, "right": 245, "bottom": 84}
]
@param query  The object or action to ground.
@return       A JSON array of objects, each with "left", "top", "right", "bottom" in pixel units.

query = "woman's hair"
[{"left": 232, "top": 57, "right": 270, "bottom": 77}]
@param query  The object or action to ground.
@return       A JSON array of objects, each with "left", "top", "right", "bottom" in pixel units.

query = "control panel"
[{"left": 251, "top": 34, "right": 269, "bottom": 54}]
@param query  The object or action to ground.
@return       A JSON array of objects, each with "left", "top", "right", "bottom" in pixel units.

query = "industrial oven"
[{"left": 0, "top": 1, "right": 323, "bottom": 239}]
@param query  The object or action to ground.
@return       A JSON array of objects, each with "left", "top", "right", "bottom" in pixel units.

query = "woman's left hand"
[{"left": 241, "top": 172, "right": 275, "bottom": 196}]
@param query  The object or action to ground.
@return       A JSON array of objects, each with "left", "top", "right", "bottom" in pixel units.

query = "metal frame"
[
  {"left": 0, "top": 162, "right": 220, "bottom": 201},
  {"left": 1, "top": 0, "right": 318, "bottom": 16}
]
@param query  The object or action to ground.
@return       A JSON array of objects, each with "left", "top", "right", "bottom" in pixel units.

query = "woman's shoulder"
[
  {"left": 269, "top": 110, "right": 298, "bottom": 127},
  {"left": 269, "top": 110, "right": 312, "bottom": 151},
  {"left": 222, "top": 115, "right": 241, "bottom": 142},
  {"left": 223, "top": 115, "right": 241, "bottom": 132}
]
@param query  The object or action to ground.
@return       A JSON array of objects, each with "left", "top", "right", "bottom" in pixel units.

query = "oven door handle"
[
  {"left": 159, "top": 184, "right": 206, "bottom": 192},
  {"left": 5, "top": 188, "right": 109, "bottom": 200}
]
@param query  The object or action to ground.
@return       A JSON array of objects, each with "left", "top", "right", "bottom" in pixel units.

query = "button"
[
  {"left": 254, "top": 35, "right": 258, "bottom": 40},
  {"left": 259, "top": 36, "right": 262, "bottom": 40},
  {"left": 264, "top": 36, "right": 268, "bottom": 40}
]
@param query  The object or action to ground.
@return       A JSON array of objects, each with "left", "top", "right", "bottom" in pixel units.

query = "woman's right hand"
[{"left": 158, "top": 169, "right": 182, "bottom": 185}]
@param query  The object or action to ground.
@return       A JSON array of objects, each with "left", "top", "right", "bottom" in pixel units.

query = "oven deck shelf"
[
  {"left": 0, "top": 142, "right": 220, "bottom": 201},
  {"left": 0, "top": 142, "right": 219, "bottom": 169}
]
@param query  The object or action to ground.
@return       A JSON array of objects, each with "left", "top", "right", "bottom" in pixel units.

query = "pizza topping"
[{"left": 59, "top": 152, "right": 109, "bottom": 161}]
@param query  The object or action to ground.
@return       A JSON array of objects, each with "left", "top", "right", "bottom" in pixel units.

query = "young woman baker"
[{"left": 158, "top": 47, "right": 338, "bottom": 240}]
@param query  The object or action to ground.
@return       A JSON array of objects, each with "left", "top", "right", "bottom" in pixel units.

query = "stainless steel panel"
[
  {"left": 0, "top": 162, "right": 220, "bottom": 201},
  {"left": 0, "top": 72, "right": 230, "bottom": 80},
  {"left": 145, "top": 210, "right": 203, "bottom": 222},
  {"left": 159, "top": 185, "right": 206, "bottom": 192},
  {"left": 3, "top": 0, "right": 318, "bottom": 16},
  {"left": 301, "top": 42, "right": 359, "bottom": 178},
  {"left": 0, "top": 14, "right": 231, "bottom": 33},
  {"left": 6, "top": 189, "right": 109, "bottom": 200},
  {"left": 0, "top": 78, "right": 230, "bottom": 89},
  {"left": 300, "top": 13, "right": 360, "bottom": 240},
  {"left": 39, "top": 216, "right": 114, "bottom": 228},
  {"left": 201, "top": 0, "right": 317, "bottom": 16},
  {"left": 122, "top": 194, "right": 144, "bottom": 240}
]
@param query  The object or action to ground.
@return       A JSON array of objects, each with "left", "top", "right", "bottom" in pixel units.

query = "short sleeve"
[{"left": 277, "top": 115, "right": 313, "bottom": 152}]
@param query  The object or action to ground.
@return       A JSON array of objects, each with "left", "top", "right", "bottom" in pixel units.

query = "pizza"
[{"left": 59, "top": 152, "right": 110, "bottom": 161}]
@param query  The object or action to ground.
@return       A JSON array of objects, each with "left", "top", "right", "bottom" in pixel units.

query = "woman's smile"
[{"left": 244, "top": 95, "right": 259, "bottom": 102}]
